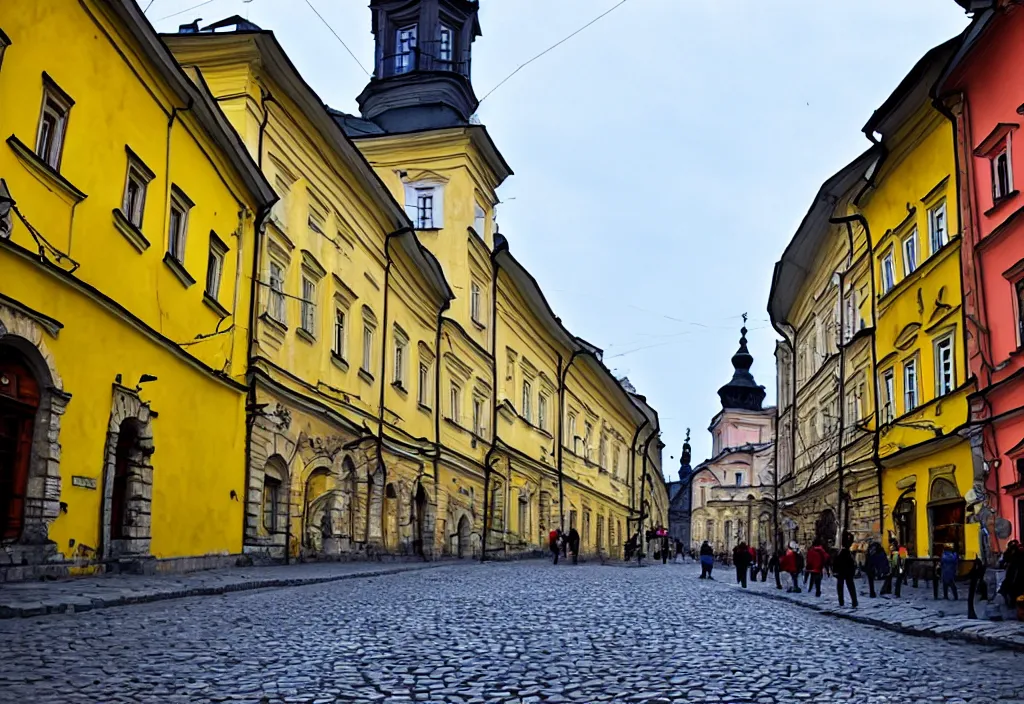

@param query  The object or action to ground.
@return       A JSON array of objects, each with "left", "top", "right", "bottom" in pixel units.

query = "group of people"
[{"left": 548, "top": 527, "right": 581, "bottom": 565}]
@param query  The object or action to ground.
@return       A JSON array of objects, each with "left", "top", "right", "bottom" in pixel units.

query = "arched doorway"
[
  {"left": 456, "top": 514, "right": 471, "bottom": 558},
  {"left": 893, "top": 492, "right": 916, "bottom": 555},
  {"left": 928, "top": 477, "right": 965, "bottom": 557},
  {"left": 413, "top": 483, "right": 428, "bottom": 557},
  {"left": 109, "top": 419, "right": 141, "bottom": 542},
  {"left": 815, "top": 509, "right": 837, "bottom": 549},
  {"left": 0, "top": 347, "right": 40, "bottom": 541},
  {"left": 303, "top": 468, "right": 331, "bottom": 553}
]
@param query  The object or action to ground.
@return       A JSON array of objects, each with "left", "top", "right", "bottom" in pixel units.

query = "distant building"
[
  {"left": 689, "top": 323, "right": 776, "bottom": 552},
  {"left": 666, "top": 431, "right": 694, "bottom": 548}
]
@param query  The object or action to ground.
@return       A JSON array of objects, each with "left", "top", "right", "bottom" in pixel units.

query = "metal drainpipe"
[
  {"left": 243, "top": 89, "right": 275, "bottom": 558},
  {"left": 628, "top": 418, "right": 649, "bottom": 536},
  {"left": 556, "top": 349, "right": 585, "bottom": 531},
  {"left": 480, "top": 242, "right": 502, "bottom": 562},
  {"left": 636, "top": 423, "right": 658, "bottom": 565},
  {"left": 432, "top": 301, "right": 450, "bottom": 532}
]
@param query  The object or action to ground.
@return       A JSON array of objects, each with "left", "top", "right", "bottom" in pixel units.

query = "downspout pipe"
[
  {"left": 433, "top": 300, "right": 450, "bottom": 513},
  {"left": 628, "top": 417, "right": 650, "bottom": 534},
  {"left": 480, "top": 238, "right": 503, "bottom": 562},
  {"left": 636, "top": 421, "right": 659, "bottom": 565},
  {"left": 557, "top": 349, "right": 586, "bottom": 531}
]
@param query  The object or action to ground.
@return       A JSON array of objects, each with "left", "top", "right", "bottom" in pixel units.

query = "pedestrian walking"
[
  {"left": 748, "top": 544, "right": 758, "bottom": 582},
  {"left": 733, "top": 542, "right": 751, "bottom": 588},
  {"left": 941, "top": 544, "right": 959, "bottom": 600},
  {"left": 865, "top": 541, "right": 890, "bottom": 598},
  {"left": 661, "top": 534, "right": 670, "bottom": 565},
  {"left": 768, "top": 549, "right": 783, "bottom": 589},
  {"left": 805, "top": 539, "right": 828, "bottom": 597},
  {"left": 781, "top": 543, "right": 801, "bottom": 593},
  {"left": 549, "top": 528, "right": 562, "bottom": 565},
  {"left": 834, "top": 532, "right": 858, "bottom": 608},
  {"left": 699, "top": 540, "right": 715, "bottom": 579},
  {"left": 567, "top": 527, "right": 580, "bottom": 565}
]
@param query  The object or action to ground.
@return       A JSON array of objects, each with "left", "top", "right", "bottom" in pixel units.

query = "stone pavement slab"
[
  {"left": 0, "top": 559, "right": 451, "bottom": 619},
  {"left": 710, "top": 561, "right": 1024, "bottom": 651}
]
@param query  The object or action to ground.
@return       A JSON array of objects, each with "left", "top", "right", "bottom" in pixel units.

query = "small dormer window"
[
  {"left": 395, "top": 25, "right": 417, "bottom": 74},
  {"left": 994, "top": 147, "right": 1012, "bottom": 201},
  {"left": 405, "top": 182, "right": 444, "bottom": 229},
  {"left": 438, "top": 24, "right": 454, "bottom": 65}
]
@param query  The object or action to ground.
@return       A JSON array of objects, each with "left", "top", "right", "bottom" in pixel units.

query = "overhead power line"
[
  {"left": 303, "top": 0, "right": 371, "bottom": 77},
  {"left": 157, "top": 0, "right": 217, "bottom": 22},
  {"left": 143, "top": 0, "right": 157, "bottom": 12},
  {"left": 478, "top": 0, "right": 631, "bottom": 104}
]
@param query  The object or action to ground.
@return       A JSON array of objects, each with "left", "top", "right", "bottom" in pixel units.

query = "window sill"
[
  {"left": 417, "top": 402, "right": 432, "bottom": 415},
  {"left": 296, "top": 327, "right": 316, "bottom": 345},
  {"left": 391, "top": 381, "right": 408, "bottom": 396},
  {"left": 163, "top": 252, "right": 195, "bottom": 288},
  {"left": 330, "top": 352, "right": 349, "bottom": 372},
  {"left": 259, "top": 311, "right": 287, "bottom": 333},
  {"left": 7, "top": 134, "right": 87, "bottom": 205},
  {"left": 414, "top": 226, "right": 442, "bottom": 232},
  {"left": 202, "top": 292, "right": 229, "bottom": 319},
  {"left": 984, "top": 191, "right": 1019, "bottom": 217},
  {"left": 358, "top": 368, "right": 375, "bottom": 384},
  {"left": 112, "top": 208, "right": 150, "bottom": 252},
  {"left": 471, "top": 318, "right": 486, "bottom": 331}
]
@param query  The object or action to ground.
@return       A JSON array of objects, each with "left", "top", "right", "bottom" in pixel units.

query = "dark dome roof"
[{"left": 717, "top": 325, "right": 766, "bottom": 412}]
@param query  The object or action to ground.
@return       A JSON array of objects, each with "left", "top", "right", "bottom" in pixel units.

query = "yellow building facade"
[
  {"left": 0, "top": 0, "right": 275, "bottom": 578},
  {"left": 859, "top": 41, "right": 980, "bottom": 560}
]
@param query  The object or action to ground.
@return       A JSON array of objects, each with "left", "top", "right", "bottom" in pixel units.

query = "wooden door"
[{"left": 0, "top": 351, "right": 40, "bottom": 541}]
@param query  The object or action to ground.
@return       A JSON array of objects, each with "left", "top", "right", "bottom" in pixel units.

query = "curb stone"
[
  {"left": 731, "top": 580, "right": 1024, "bottom": 653},
  {"left": 0, "top": 562, "right": 451, "bottom": 620}
]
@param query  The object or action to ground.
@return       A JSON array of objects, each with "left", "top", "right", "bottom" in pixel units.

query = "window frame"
[
  {"left": 205, "top": 232, "right": 229, "bottom": 300},
  {"left": 35, "top": 75, "right": 74, "bottom": 171},
  {"left": 881, "top": 249, "right": 896, "bottom": 294},
  {"left": 472, "top": 396, "right": 484, "bottom": 437},
  {"left": 392, "top": 325, "right": 409, "bottom": 389},
  {"left": 361, "top": 314, "right": 377, "bottom": 374},
  {"left": 903, "top": 357, "right": 918, "bottom": 413},
  {"left": 333, "top": 307, "right": 347, "bottom": 360},
  {"left": 404, "top": 182, "right": 444, "bottom": 229},
  {"left": 1016, "top": 277, "right": 1024, "bottom": 348},
  {"left": 902, "top": 229, "right": 918, "bottom": 276},
  {"left": 934, "top": 333, "right": 955, "bottom": 397},
  {"left": 418, "top": 361, "right": 430, "bottom": 407},
  {"left": 300, "top": 275, "right": 317, "bottom": 337},
  {"left": 537, "top": 393, "right": 548, "bottom": 431},
  {"left": 993, "top": 140, "right": 1013, "bottom": 202},
  {"left": 395, "top": 24, "right": 418, "bottom": 74},
  {"left": 121, "top": 147, "right": 154, "bottom": 229},
  {"left": 522, "top": 379, "right": 532, "bottom": 422},
  {"left": 881, "top": 368, "right": 895, "bottom": 423},
  {"left": 267, "top": 260, "right": 287, "bottom": 324},
  {"left": 928, "top": 200, "right": 948, "bottom": 255},
  {"left": 450, "top": 382, "right": 462, "bottom": 425},
  {"left": 470, "top": 281, "right": 483, "bottom": 325},
  {"left": 438, "top": 23, "right": 454, "bottom": 64},
  {"left": 263, "top": 476, "right": 281, "bottom": 533},
  {"left": 167, "top": 185, "right": 193, "bottom": 264}
]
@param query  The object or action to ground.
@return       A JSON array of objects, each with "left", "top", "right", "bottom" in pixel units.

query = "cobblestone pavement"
[{"left": 4, "top": 561, "right": 1024, "bottom": 704}]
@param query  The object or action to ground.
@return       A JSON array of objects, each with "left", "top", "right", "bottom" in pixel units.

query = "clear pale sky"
[{"left": 150, "top": 0, "right": 971, "bottom": 478}]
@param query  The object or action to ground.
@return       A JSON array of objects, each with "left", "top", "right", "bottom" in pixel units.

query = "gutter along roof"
[
  {"left": 108, "top": 1, "right": 276, "bottom": 210},
  {"left": 160, "top": 24, "right": 453, "bottom": 304},
  {"left": 933, "top": 7, "right": 997, "bottom": 98},
  {"left": 767, "top": 149, "right": 878, "bottom": 326}
]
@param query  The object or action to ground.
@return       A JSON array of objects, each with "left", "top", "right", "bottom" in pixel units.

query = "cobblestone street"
[{"left": 4, "top": 561, "right": 1024, "bottom": 704}]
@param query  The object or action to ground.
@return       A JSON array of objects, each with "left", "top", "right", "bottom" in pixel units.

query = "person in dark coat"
[
  {"left": 998, "top": 540, "right": 1024, "bottom": 608},
  {"left": 699, "top": 540, "right": 715, "bottom": 579},
  {"left": 940, "top": 544, "right": 959, "bottom": 600},
  {"left": 865, "top": 541, "right": 890, "bottom": 597},
  {"left": 661, "top": 534, "right": 670, "bottom": 564},
  {"left": 733, "top": 542, "right": 751, "bottom": 588},
  {"left": 567, "top": 527, "right": 581, "bottom": 564},
  {"left": 549, "top": 528, "right": 562, "bottom": 565},
  {"left": 834, "top": 532, "right": 858, "bottom": 607}
]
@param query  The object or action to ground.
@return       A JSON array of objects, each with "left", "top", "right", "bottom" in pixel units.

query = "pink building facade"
[{"left": 938, "top": 1, "right": 1024, "bottom": 547}]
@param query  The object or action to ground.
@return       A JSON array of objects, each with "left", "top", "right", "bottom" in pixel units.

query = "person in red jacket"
[
  {"left": 805, "top": 539, "right": 829, "bottom": 597},
  {"left": 780, "top": 544, "right": 800, "bottom": 593}
]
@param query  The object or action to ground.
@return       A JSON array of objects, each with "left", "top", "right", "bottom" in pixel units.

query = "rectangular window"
[
  {"left": 599, "top": 436, "right": 608, "bottom": 468},
  {"left": 522, "top": 379, "right": 532, "bottom": 422},
  {"left": 268, "top": 261, "right": 286, "bottom": 322},
  {"left": 584, "top": 422, "right": 593, "bottom": 460},
  {"left": 395, "top": 25, "right": 417, "bottom": 74},
  {"left": 567, "top": 413, "right": 577, "bottom": 447},
  {"left": 881, "top": 251, "right": 896, "bottom": 294},
  {"left": 843, "top": 292, "right": 855, "bottom": 342},
  {"left": 538, "top": 394, "right": 548, "bottom": 431},
  {"left": 735, "top": 472, "right": 743, "bottom": 487},
  {"left": 903, "top": 359, "right": 918, "bottom": 412},
  {"left": 300, "top": 276, "right": 316, "bottom": 336},
  {"left": 205, "top": 234, "right": 228, "bottom": 299},
  {"left": 438, "top": 23, "right": 453, "bottom": 64},
  {"left": 1017, "top": 279, "right": 1024, "bottom": 346},
  {"left": 167, "top": 186, "right": 194, "bottom": 264},
  {"left": 416, "top": 188, "right": 434, "bottom": 229},
  {"left": 263, "top": 477, "right": 281, "bottom": 532},
  {"left": 470, "top": 281, "right": 483, "bottom": 325},
  {"left": 993, "top": 147, "right": 1012, "bottom": 201},
  {"left": 35, "top": 79, "right": 73, "bottom": 170},
  {"left": 418, "top": 362, "right": 430, "bottom": 406},
  {"left": 935, "top": 334, "right": 955, "bottom": 396},
  {"left": 449, "top": 383, "right": 461, "bottom": 424},
  {"left": 333, "top": 309, "right": 346, "bottom": 359},
  {"left": 612, "top": 445, "right": 620, "bottom": 477},
  {"left": 473, "top": 397, "right": 484, "bottom": 436},
  {"left": 122, "top": 150, "right": 153, "bottom": 228},
  {"left": 928, "top": 201, "right": 948, "bottom": 254},
  {"left": 882, "top": 369, "right": 895, "bottom": 423},
  {"left": 362, "top": 325, "right": 374, "bottom": 372},
  {"left": 393, "top": 334, "right": 407, "bottom": 387},
  {"left": 902, "top": 229, "right": 918, "bottom": 275},
  {"left": 473, "top": 204, "right": 486, "bottom": 236}
]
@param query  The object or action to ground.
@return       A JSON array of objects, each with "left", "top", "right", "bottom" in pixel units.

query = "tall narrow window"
[
  {"left": 300, "top": 276, "right": 317, "bottom": 336},
  {"left": 362, "top": 324, "right": 374, "bottom": 373},
  {"left": 470, "top": 281, "right": 483, "bottom": 325},
  {"left": 567, "top": 412, "right": 577, "bottom": 448},
  {"left": 612, "top": 444, "right": 620, "bottom": 478},
  {"left": 418, "top": 362, "right": 430, "bottom": 406},
  {"left": 263, "top": 477, "right": 281, "bottom": 532},
  {"left": 35, "top": 78, "right": 73, "bottom": 170},
  {"left": 122, "top": 149, "right": 154, "bottom": 228},
  {"left": 881, "top": 251, "right": 896, "bottom": 294},
  {"left": 522, "top": 379, "right": 532, "bottom": 422},
  {"left": 205, "top": 234, "right": 228, "bottom": 300},
  {"left": 993, "top": 147, "right": 1012, "bottom": 201},
  {"left": 473, "top": 397, "right": 484, "bottom": 437},
  {"left": 450, "top": 383, "right": 462, "bottom": 424},
  {"left": 843, "top": 292, "right": 855, "bottom": 342},
  {"left": 599, "top": 436, "right": 607, "bottom": 469},
  {"left": 935, "top": 334, "right": 955, "bottom": 396},
  {"left": 167, "top": 187, "right": 193, "bottom": 263},
  {"left": 735, "top": 472, "right": 743, "bottom": 487},
  {"left": 882, "top": 369, "right": 895, "bottom": 423},
  {"left": 268, "top": 261, "right": 286, "bottom": 322},
  {"left": 903, "top": 359, "right": 918, "bottom": 412},
  {"left": 538, "top": 394, "right": 548, "bottom": 431},
  {"left": 395, "top": 25, "right": 417, "bottom": 74},
  {"left": 438, "top": 23, "right": 454, "bottom": 64},
  {"left": 393, "top": 329, "right": 408, "bottom": 388},
  {"left": 473, "top": 204, "right": 486, "bottom": 236},
  {"left": 1016, "top": 279, "right": 1024, "bottom": 346},
  {"left": 928, "top": 201, "right": 948, "bottom": 254},
  {"left": 902, "top": 230, "right": 918, "bottom": 275},
  {"left": 416, "top": 188, "right": 434, "bottom": 229},
  {"left": 584, "top": 422, "right": 593, "bottom": 460},
  {"left": 333, "top": 309, "right": 346, "bottom": 359}
]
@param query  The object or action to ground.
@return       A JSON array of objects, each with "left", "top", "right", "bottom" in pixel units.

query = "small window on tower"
[
  {"left": 395, "top": 24, "right": 417, "bottom": 75},
  {"left": 438, "top": 23, "right": 454, "bottom": 65}
]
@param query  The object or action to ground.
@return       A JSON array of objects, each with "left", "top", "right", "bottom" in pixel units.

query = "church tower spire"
[
  {"left": 717, "top": 314, "right": 766, "bottom": 412},
  {"left": 357, "top": 0, "right": 481, "bottom": 133}
]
